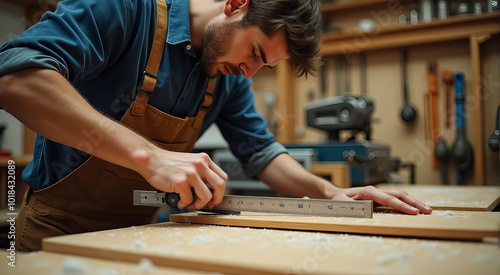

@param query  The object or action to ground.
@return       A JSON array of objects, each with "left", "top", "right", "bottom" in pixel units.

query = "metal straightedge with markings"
[{"left": 133, "top": 190, "right": 373, "bottom": 218}]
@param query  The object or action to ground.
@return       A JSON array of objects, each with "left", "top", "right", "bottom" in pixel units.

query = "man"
[{"left": 0, "top": 0, "right": 432, "bottom": 252}]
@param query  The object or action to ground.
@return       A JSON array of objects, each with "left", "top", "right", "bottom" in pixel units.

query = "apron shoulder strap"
[
  {"left": 132, "top": 0, "right": 168, "bottom": 116},
  {"left": 192, "top": 78, "right": 216, "bottom": 128}
]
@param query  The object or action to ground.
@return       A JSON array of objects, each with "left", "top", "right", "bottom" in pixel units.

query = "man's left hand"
[{"left": 331, "top": 186, "right": 433, "bottom": 215}]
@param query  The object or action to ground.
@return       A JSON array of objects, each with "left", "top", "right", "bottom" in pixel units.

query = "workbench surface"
[
  {"left": 376, "top": 184, "right": 500, "bottom": 211},
  {"left": 42, "top": 222, "right": 500, "bottom": 274},
  {"left": 0, "top": 250, "right": 195, "bottom": 274}
]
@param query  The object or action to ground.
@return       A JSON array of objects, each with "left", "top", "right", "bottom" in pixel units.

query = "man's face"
[{"left": 200, "top": 20, "right": 289, "bottom": 78}]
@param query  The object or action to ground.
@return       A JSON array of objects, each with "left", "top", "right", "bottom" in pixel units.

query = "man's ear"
[{"left": 223, "top": 0, "right": 250, "bottom": 16}]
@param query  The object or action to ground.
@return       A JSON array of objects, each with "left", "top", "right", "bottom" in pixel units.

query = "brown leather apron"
[{"left": 16, "top": 0, "right": 215, "bottom": 252}]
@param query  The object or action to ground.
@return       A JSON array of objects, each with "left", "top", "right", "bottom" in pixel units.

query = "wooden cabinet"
[{"left": 276, "top": 1, "right": 500, "bottom": 185}]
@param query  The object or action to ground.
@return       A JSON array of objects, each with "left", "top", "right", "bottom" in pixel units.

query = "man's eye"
[{"left": 252, "top": 47, "right": 258, "bottom": 58}]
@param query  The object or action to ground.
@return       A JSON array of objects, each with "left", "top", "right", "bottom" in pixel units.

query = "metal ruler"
[{"left": 133, "top": 190, "right": 373, "bottom": 218}]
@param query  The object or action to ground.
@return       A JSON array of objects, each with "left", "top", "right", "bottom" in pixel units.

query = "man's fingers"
[
  {"left": 208, "top": 159, "right": 228, "bottom": 183},
  {"left": 187, "top": 171, "right": 212, "bottom": 209},
  {"left": 386, "top": 190, "right": 433, "bottom": 214},
  {"left": 176, "top": 184, "right": 194, "bottom": 209},
  {"left": 204, "top": 169, "right": 226, "bottom": 208},
  {"left": 194, "top": 154, "right": 227, "bottom": 209}
]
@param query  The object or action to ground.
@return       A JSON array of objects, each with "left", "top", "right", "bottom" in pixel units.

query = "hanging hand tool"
[
  {"left": 434, "top": 137, "right": 449, "bottom": 185},
  {"left": 488, "top": 106, "right": 500, "bottom": 152},
  {"left": 451, "top": 72, "right": 473, "bottom": 185},
  {"left": 441, "top": 70, "right": 453, "bottom": 128},
  {"left": 428, "top": 62, "right": 439, "bottom": 169},
  {"left": 400, "top": 49, "right": 417, "bottom": 123}
]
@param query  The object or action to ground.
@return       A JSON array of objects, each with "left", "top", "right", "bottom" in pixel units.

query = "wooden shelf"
[
  {"left": 321, "top": 0, "right": 391, "bottom": 13},
  {"left": 320, "top": 12, "right": 500, "bottom": 55},
  {"left": 0, "top": 0, "right": 60, "bottom": 7}
]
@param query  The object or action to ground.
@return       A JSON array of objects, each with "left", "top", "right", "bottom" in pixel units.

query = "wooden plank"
[
  {"left": 377, "top": 184, "right": 500, "bottom": 211},
  {"left": 310, "top": 162, "right": 351, "bottom": 188},
  {"left": 0, "top": 250, "right": 194, "bottom": 274},
  {"left": 470, "top": 33, "right": 488, "bottom": 185},
  {"left": 170, "top": 210, "right": 500, "bottom": 240},
  {"left": 43, "top": 222, "right": 500, "bottom": 274},
  {"left": 276, "top": 60, "right": 297, "bottom": 144}
]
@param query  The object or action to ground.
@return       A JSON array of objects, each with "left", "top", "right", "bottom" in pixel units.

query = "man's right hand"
[{"left": 133, "top": 149, "right": 228, "bottom": 210}]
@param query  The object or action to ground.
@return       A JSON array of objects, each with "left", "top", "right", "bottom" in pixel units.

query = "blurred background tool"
[
  {"left": 428, "top": 62, "right": 439, "bottom": 169},
  {"left": 435, "top": 137, "right": 450, "bottom": 185},
  {"left": 488, "top": 106, "right": 500, "bottom": 152},
  {"left": 442, "top": 70, "right": 454, "bottom": 128},
  {"left": 400, "top": 48, "right": 417, "bottom": 123},
  {"left": 451, "top": 72, "right": 474, "bottom": 185}
]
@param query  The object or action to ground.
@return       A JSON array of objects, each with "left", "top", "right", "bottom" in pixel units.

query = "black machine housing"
[{"left": 306, "top": 95, "right": 374, "bottom": 140}]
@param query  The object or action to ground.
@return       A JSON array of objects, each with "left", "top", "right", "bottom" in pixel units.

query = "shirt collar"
[{"left": 165, "top": 0, "right": 192, "bottom": 46}]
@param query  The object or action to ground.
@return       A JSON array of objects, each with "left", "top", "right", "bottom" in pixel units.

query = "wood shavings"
[
  {"left": 419, "top": 241, "right": 438, "bottom": 250},
  {"left": 225, "top": 238, "right": 241, "bottom": 244},
  {"left": 190, "top": 234, "right": 215, "bottom": 244},
  {"left": 359, "top": 236, "right": 384, "bottom": 244},
  {"left": 472, "top": 253, "right": 500, "bottom": 267},
  {"left": 136, "top": 258, "right": 154, "bottom": 274},
  {"left": 375, "top": 251, "right": 413, "bottom": 265},
  {"left": 96, "top": 268, "right": 120, "bottom": 275},
  {"left": 163, "top": 245, "right": 183, "bottom": 256},
  {"left": 431, "top": 210, "right": 466, "bottom": 218},
  {"left": 58, "top": 257, "right": 91, "bottom": 274},
  {"left": 130, "top": 239, "right": 148, "bottom": 251},
  {"left": 285, "top": 233, "right": 298, "bottom": 244},
  {"left": 434, "top": 250, "right": 461, "bottom": 262},
  {"left": 31, "top": 260, "right": 52, "bottom": 270}
]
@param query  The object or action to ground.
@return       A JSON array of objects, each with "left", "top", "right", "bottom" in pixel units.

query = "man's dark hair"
[{"left": 242, "top": 0, "right": 322, "bottom": 78}]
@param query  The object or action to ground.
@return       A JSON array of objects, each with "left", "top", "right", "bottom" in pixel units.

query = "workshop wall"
[
  {"left": 252, "top": 36, "right": 500, "bottom": 186},
  {"left": 0, "top": 1, "right": 26, "bottom": 156}
]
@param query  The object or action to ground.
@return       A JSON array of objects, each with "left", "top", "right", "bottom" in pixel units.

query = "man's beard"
[{"left": 200, "top": 20, "right": 240, "bottom": 77}]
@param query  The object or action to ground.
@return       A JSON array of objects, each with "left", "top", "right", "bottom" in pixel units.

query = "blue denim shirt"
[{"left": 0, "top": 0, "right": 286, "bottom": 190}]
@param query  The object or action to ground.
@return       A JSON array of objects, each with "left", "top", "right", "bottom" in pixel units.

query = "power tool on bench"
[{"left": 289, "top": 95, "right": 413, "bottom": 186}]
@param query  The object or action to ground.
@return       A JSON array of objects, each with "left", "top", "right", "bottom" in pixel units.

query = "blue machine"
[
  {"left": 288, "top": 140, "right": 399, "bottom": 186},
  {"left": 290, "top": 95, "right": 403, "bottom": 186}
]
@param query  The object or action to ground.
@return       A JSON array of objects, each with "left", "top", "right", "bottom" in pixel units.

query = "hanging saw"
[{"left": 133, "top": 190, "right": 373, "bottom": 218}]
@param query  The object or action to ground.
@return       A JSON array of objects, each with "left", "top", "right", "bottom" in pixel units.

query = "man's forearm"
[
  {"left": 257, "top": 153, "right": 338, "bottom": 199},
  {"left": 0, "top": 68, "right": 156, "bottom": 176}
]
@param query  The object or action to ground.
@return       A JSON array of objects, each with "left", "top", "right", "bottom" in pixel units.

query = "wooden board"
[
  {"left": 170, "top": 210, "right": 500, "bottom": 240},
  {"left": 377, "top": 184, "right": 500, "bottom": 211},
  {"left": 0, "top": 250, "right": 194, "bottom": 274},
  {"left": 42, "top": 222, "right": 500, "bottom": 274}
]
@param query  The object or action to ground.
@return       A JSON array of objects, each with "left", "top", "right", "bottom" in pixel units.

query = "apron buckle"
[{"left": 137, "top": 71, "right": 158, "bottom": 96}]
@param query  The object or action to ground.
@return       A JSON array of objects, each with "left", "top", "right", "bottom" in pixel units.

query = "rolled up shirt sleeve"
[
  {"left": 0, "top": 47, "right": 69, "bottom": 78},
  {"left": 241, "top": 141, "right": 289, "bottom": 178}
]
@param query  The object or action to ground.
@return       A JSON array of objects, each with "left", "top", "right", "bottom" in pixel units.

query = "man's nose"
[{"left": 241, "top": 60, "right": 263, "bottom": 79}]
